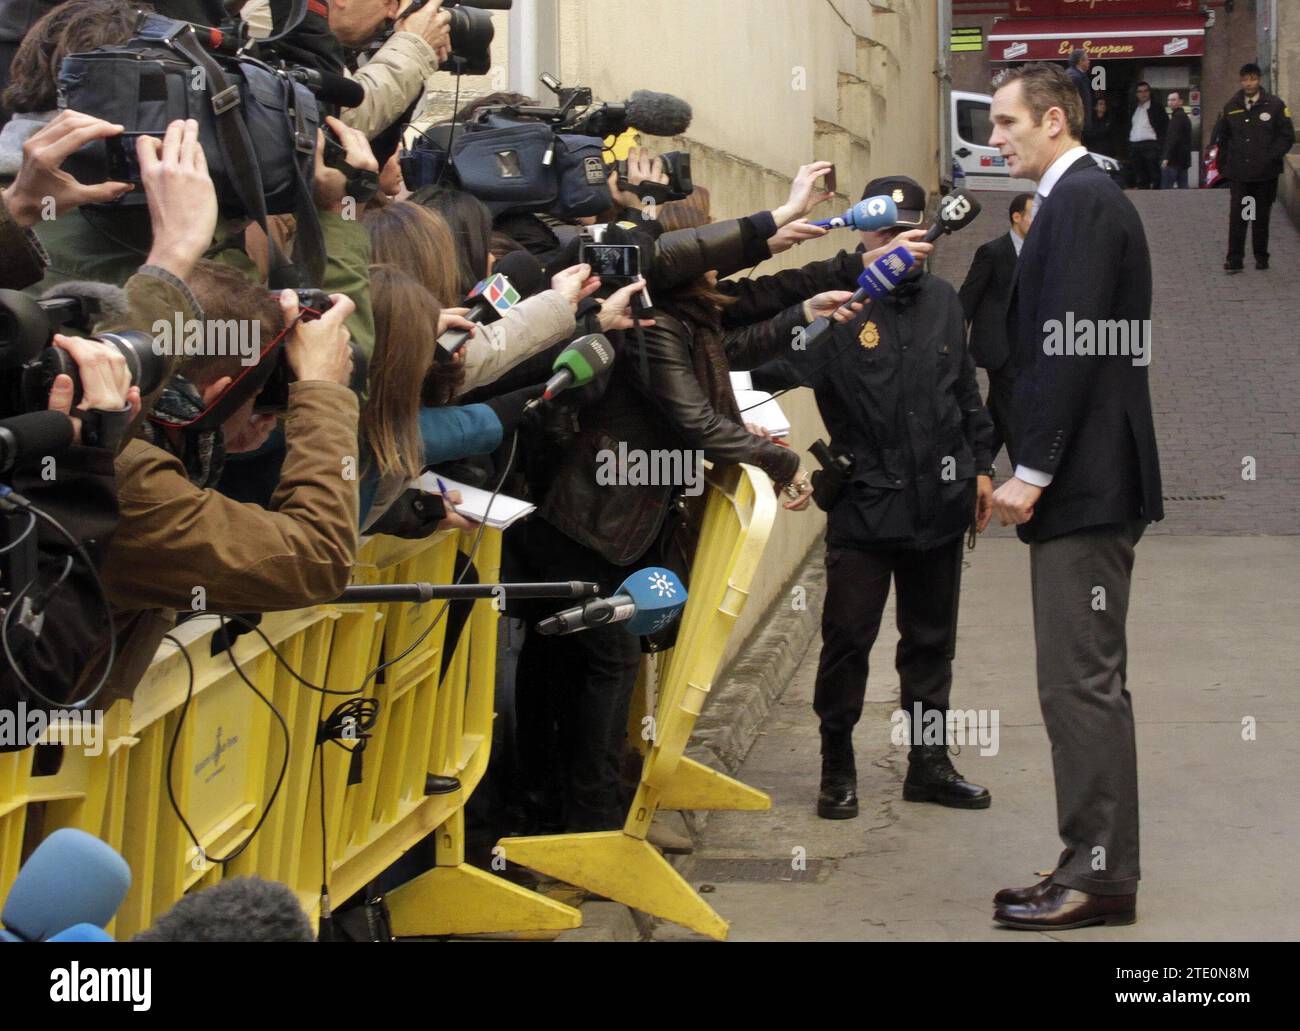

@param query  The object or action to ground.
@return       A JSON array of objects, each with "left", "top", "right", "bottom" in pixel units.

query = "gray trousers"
[{"left": 1030, "top": 521, "right": 1145, "bottom": 895}]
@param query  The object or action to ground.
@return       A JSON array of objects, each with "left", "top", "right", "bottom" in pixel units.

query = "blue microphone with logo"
[
  {"left": 811, "top": 195, "right": 898, "bottom": 231},
  {"left": 799, "top": 245, "right": 917, "bottom": 351},
  {"left": 535, "top": 567, "right": 687, "bottom": 636}
]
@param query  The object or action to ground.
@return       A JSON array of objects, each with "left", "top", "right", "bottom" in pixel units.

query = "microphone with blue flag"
[
  {"left": 536, "top": 567, "right": 686, "bottom": 636},
  {"left": 1, "top": 829, "right": 129, "bottom": 942},
  {"left": 811, "top": 194, "right": 898, "bottom": 231}
]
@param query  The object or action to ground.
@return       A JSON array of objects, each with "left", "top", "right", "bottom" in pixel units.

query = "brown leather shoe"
[
  {"left": 994, "top": 882, "right": 1136, "bottom": 930},
  {"left": 993, "top": 875, "right": 1053, "bottom": 907}
]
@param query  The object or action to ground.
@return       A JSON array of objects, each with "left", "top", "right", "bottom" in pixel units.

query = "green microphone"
[{"left": 526, "top": 333, "right": 615, "bottom": 411}]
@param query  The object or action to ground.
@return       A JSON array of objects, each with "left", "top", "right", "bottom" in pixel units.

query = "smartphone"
[
  {"left": 579, "top": 242, "right": 641, "bottom": 281},
  {"left": 823, "top": 163, "right": 837, "bottom": 195},
  {"left": 105, "top": 132, "right": 163, "bottom": 184}
]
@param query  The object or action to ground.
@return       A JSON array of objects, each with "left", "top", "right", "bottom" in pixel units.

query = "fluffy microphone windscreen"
[
  {"left": 1, "top": 829, "right": 131, "bottom": 941},
  {"left": 39, "top": 281, "right": 131, "bottom": 327},
  {"left": 624, "top": 90, "right": 693, "bottom": 138},
  {"left": 1, "top": 411, "right": 74, "bottom": 469},
  {"left": 132, "top": 877, "right": 314, "bottom": 942}
]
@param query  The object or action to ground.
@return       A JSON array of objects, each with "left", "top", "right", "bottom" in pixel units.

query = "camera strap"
[{"left": 168, "top": 24, "right": 326, "bottom": 286}]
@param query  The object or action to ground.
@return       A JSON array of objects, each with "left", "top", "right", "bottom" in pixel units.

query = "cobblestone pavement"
[{"left": 930, "top": 187, "right": 1299, "bottom": 537}]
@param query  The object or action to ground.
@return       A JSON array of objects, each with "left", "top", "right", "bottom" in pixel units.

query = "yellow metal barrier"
[
  {"left": 0, "top": 527, "right": 580, "bottom": 939},
  {"left": 497, "top": 463, "right": 778, "bottom": 940}
]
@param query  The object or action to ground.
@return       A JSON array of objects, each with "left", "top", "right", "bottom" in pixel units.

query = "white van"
[{"left": 951, "top": 90, "right": 1122, "bottom": 191}]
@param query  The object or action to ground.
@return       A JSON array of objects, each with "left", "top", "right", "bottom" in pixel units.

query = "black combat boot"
[
  {"left": 903, "top": 744, "right": 991, "bottom": 809},
  {"left": 817, "top": 730, "right": 858, "bottom": 819}
]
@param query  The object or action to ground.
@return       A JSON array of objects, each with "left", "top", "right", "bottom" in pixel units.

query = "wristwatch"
[{"left": 979, "top": 466, "right": 997, "bottom": 478}]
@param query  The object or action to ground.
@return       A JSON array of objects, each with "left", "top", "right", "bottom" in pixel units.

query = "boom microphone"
[
  {"left": 622, "top": 90, "right": 693, "bottom": 137},
  {"left": 133, "top": 877, "right": 314, "bottom": 942},
  {"left": 921, "top": 189, "right": 982, "bottom": 243},
  {"left": 434, "top": 251, "right": 543, "bottom": 361},
  {"left": 811, "top": 195, "right": 898, "bottom": 231},
  {"left": 535, "top": 567, "right": 687, "bottom": 636},
  {"left": 0, "top": 411, "right": 74, "bottom": 472},
  {"left": 0, "top": 829, "right": 131, "bottom": 942}
]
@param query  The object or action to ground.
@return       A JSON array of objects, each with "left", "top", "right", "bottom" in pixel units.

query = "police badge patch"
[{"left": 859, "top": 320, "right": 880, "bottom": 349}]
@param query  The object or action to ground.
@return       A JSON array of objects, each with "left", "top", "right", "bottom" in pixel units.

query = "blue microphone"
[
  {"left": 811, "top": 195, "right": 898, "bottom": 231},
  {"left": 535, "top": 567, "right": 687, "bottom": 636},
  {"left": 852, "top": 244, "right": 916, "bottom": 301},
  {"left": 45, "top": 923, "right": 115, "bottom": 942},
  {"left": 798, "top": 245, "right": 917, "bottom": 351},
  {"left": 1, "top": 829, "right": 131, "bottom": 941}
]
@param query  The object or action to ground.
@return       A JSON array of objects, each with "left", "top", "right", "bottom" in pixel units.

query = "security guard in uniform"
[
  {"left": 1219, "top": 62, "right": 1295, "bottom": 272},
  {"left": 753, "top": 176, "right": 996, "bottom": 820}
]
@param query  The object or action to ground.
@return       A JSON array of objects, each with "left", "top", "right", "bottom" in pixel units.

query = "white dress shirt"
[
  {"left": 1129, "top": 101, "right": 1157, "bottom": 142},
  {"left": 1015, "top": 145, "right": 1088, "bottom": 489},
  {"left": 1010, "top": 229, "right": 1025, "bottom": 256}
]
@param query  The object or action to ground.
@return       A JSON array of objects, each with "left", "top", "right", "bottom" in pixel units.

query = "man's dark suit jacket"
[
  {"left": 1163, "top": 108, "right": 1192, "bottom": 169},
  {"left": 1005, "top": 155, "right": 1164, "bottom": 543},
  {"left": 959, "top": 232, "right": 1017, "bottom": 372}
]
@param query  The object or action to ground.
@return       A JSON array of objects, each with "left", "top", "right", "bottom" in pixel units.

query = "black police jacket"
[
  {"left": 753, "top": 270, "right": 994, "bottom": 550},
  {"left": 1219, "top": 89, "right": 1296, "bottom": 183}
]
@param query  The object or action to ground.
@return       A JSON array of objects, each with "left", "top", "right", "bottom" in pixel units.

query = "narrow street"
[{"left": 652, "top": 187, "right": 1300, "bottom": 941}]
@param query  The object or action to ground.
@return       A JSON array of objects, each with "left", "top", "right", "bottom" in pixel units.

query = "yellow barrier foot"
[
  {"left": 655, "top": 756, "right": 772, "bottom": 812},
  {"left": 386, "top": 862, "right": 581, "bottom": 937},
  {"left": 499, "top": 831, "right": 730, "bottom": 941}
]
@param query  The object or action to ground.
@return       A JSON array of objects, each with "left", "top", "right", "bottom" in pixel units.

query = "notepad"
[
  {"left": 732, "top": 389, "right": 791, "bottom": 439},
  {"left": 417, "top": 473, "right": 536, "bottom": 530}
]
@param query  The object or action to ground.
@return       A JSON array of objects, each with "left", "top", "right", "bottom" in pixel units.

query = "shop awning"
[{"left": 988, "top": 14, "right": 1205, "bottom": 62}]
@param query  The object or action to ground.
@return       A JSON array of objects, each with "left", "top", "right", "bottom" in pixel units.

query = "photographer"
[
  {"left": 328, "top": 0, "right": 451, "bottom": 140},
  {"left": 1, "top": 115, "right": 214, "bottom": 715},
  {"left": 87, "top": 273, "right": 360, "bottom": 700}
]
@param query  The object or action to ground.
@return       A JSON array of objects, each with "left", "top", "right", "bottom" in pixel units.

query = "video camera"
[
  {"left": 367, "top": 0, "right": 510, "bottom": 76},
  {"left": 399, "top": 73, "right": 693, "bottom": 217},
  {"left": 0, "top": 291, "right": 164, "bottom": 421},
  {"left": 56, "top": 11, "right": 335, "bottom": 287}
]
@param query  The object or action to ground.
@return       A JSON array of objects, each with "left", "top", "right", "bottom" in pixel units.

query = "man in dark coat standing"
[
  {"left": 1219, "top": 62, "right": 1295, "bottom": 272},
  {"left": 959, "top": 191, "right": 1034, "bottom": 460},
  {"left": 1160, "top": 90, "right": 1192, "bottom": 189},
  {"left": 1127, "top": 81, "right": 1168, "bottom": 189},
  {"left": 987, "top": 62, "right": 1163, "bottom": 930}
]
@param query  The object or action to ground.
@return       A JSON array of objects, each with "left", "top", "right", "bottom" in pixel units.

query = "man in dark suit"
[
  {"left": 987, "top": 62, "right": 1164, "bottom": 930},
  {"left": 1127, "top": 81, "right": 1168, "bottom": 189},
  {"left": 1161, "top": 90, "right": 1192, "bottom": 189},
  {"left": 958, "top": 191, "right": 1034, "bottom": 460}
]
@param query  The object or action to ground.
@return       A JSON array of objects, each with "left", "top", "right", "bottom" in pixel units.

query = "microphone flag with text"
[{"left": 536, "top": 567, "right": 687, "bottom": 636}]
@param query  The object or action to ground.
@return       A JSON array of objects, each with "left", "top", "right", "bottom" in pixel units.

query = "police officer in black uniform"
[
  {"left": 754, "top": 176, "right": 995, "bottom": 820},
  {"left": 1219, "top": 62, "right": 1295, "bottom": 273}
]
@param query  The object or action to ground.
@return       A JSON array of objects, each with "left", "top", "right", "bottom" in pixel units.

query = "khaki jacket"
[{"left": 342, "top": 32, "right": 439, "bottom": 139}]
